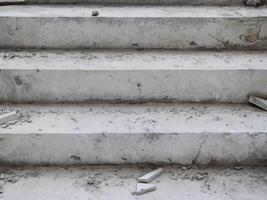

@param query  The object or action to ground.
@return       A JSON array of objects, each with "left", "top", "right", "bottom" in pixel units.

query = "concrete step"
[
  {"left": 0, "top": 49, "right": 266, "bottom": 103},
  {"left": 15, "top": 0, "right": 267, "bottom": 6},
  {"left": 0, "top": 102, "right": 266, "bottom": 165},
  {"left": 0, "top": 165, "right": 266, "bottom": 200},
  {"left": 1, "top": 5, "right": 267, "bottom": 49}
]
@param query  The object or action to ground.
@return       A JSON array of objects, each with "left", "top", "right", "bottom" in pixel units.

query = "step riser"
[
  {"left": 1, "top": 17, "right": 267, "bottom": 49},
  {"left": 20, "top": 0, "right": 266, "bottom": 6},
  {"left": 0, "top": 69, "right": 266, "bottom": 103},
  {"left": 0, "top": 133, "right": 266, "bottom": 165}
]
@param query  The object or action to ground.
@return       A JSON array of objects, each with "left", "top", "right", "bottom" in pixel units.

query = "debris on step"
[
  {"left": 91, "top": 10, "right": 99, "bottom": 17},
  {"left": 138, "top": 168, "right": 164, "bottom": 183},
  {"left": 134, "top": 183, "right": 156, "bottom": 195},
  {"left": 0, "top": 110, "right": 32, "bottom": 128},
  {"left": 249, "top": 95, "right": 267, "bottom": 111},
  {"left": 244, "top": 0, "right": 264, "bottom": 6},
  {"left": 0, "top": 0, "right": 25, "bottom": 5},
  {"left": 0, "top": 111, "right": 17, "bottom": 125},
  {"left": 181, "top": 166, "right": 192, "bottom": 170},
  {"left": 234, "top": 166, "right": 243, "bottom": 170}
]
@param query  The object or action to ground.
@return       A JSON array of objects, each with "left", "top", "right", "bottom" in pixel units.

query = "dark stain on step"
[
  {"left": 14, "top": 76, "right": 23, "bottom": 86},
  {"left": 70, "top": 155, "right": 81, "bottom": 162}
]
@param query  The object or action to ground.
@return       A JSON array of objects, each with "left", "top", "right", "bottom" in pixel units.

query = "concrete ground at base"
[{"left": 0, "top": 165, "right": 266, "bottom": 200}]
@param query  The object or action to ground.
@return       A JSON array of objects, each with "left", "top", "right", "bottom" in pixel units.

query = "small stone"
[
  {"left": 92, "top": 10, "right": 99, "bottom": 17},
  {"left": 234, "top": 166, "right": 243, "bottom": 170}
]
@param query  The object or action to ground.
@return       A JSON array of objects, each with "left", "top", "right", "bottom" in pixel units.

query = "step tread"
[
  {"left": 0, "top": 166, "right": 266, "bottom": 200},
  {"left": 0, "top": 103, "right": 266, "bottom": 134},
  {"left": 1, "top": 5, "right": 267, "bottom": 18},
  {"left": 1, "top": 50, "right": 267, "bottom": 70}
]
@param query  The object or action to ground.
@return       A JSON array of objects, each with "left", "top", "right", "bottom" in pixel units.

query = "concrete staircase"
[
  {"left": 0, "top": 0, "right": 266, "bottom": 165},
  {"left": 0, "top": 0, "right": 266, "bottom": 199}
]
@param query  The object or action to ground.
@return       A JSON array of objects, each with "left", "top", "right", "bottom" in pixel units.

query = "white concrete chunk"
[
  {"left": 138, "top": 168, "right": 164, "bottom": 183},
  {"left": 249, "top": 96, "right": 267, "bottom": 111},
  {"left": 0, "top": 111, "right": 17, "bottom": 125},
  {"left": 135, "top": 183, "right": 156, "bottom": 195}
]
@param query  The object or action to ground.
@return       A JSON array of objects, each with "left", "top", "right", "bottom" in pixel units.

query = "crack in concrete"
[{"left": 191, "top": 134, "right": 209, "bottom": 165}]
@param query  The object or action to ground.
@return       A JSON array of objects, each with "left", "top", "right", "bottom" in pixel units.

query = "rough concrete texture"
[
  {"left": 0, "top": 49, "right": 266, "bottom": 103},
  {"left": 0, "top": 165, "right": 266, "bottom": 199},
  {"left": 0, "top": 103, "right": 266, "bottom": 165},
  {"left": 18, "top": 0, "right": 267, "bottom": 6},
  {"left": 0, "top": 5, "right": 267, "bottom": 49}
]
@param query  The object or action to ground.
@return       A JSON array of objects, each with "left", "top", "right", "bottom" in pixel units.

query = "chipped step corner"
[{"left": 249, "top": 95, "right": 267, "bottom": 111}]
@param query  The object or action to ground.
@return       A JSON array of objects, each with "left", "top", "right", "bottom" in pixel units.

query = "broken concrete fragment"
[
  {"left": 234, "top": 166, "right": 243, "bottom": 170},
  {"left": 0, "top": 0, "right": 25, "bottom": 5},
  {"left": 91, "top": 10, "right": 99, "bottom": 17},
  {"left": 249, "top": 96, "right": 267, "bottom": 111},
  {"left": 0, "top": 111, "right": 17, "bottom": 125},
  {"left": 244, "top": 0, "right": 264, "bottom": 6},
  {"left": 138, "top": 168, "right": 163, "bottom": 183},
  {"left": 135, "top": 183, "right": 156, "bottom": 195}
]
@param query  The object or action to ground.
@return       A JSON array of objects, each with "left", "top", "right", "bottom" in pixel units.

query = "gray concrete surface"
[
  {"left": 19, "top": 0, "right": 267, "bottom": 5},
  {"left": 0, "top": 49, "right": 266, "bottom": 103},
  {"left": 0, "top": 103, "right": 266, "bottom": 165},
  {"left": 0, "top": 165, "right": 266, "bottom": 200},
  {"left": 0, "top": 5, "right": 267, "bottom": 49}
]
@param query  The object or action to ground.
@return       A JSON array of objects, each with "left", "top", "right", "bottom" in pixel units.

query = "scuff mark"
[
  {"left": 208, "top": 34, "right": 231, "bottom": 48},
  {"left": 239, "top": 23, "right": 263, "bottom": 43}
]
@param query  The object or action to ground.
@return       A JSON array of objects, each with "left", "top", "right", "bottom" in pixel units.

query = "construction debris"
[
  {"left": 0, "top": 0, "right": 25, "bottom": 5},
  {"left": 249, "top": 95, "right": 267, "bottom": 111},
  {"left": 234, "top": 166, "right": 243, "bottom": 170},
  {"left": 0, "top": 111, "right": 17, "bottom": 125},
  {"left": 134, "top": 183, "right": 156, "bottom": 195},
  {"left": 138, "top": 168, "right": 163, "bottom": 183},
  {"left": 91, "top": 10, "right": 99, "bottom": 17},
  {"left": 244, "top": 0, "right": 264, "bottom": 6}
]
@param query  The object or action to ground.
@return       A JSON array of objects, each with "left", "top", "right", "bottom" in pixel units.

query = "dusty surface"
[
  {"left": 0, "top": 103, "right": 266, "bottom": 134},
  {"left": 0, "top": 49, "right": 267, "bottom": 70},
  {"left": 11, "top": 0, "right": 266, "bottom": 6},
  {"left": 0, "top": 165, "right": 266, "bottom": 200},
  {"left": 0, "top": 5, "right": 266, "bottom": 49},
  {"left": 0, "top": 50, "right": 266, "bottom": 103},
  {"left": 1, "top": 5, "right": 267, "bottom": 17},
  {"left": 0, "top": 103, "right": 266, "bottom": 165}
]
